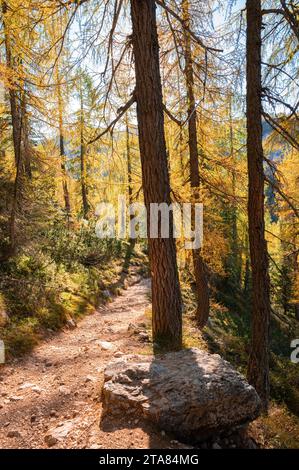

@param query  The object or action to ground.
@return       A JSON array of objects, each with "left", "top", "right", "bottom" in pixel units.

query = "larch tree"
[
  {"left": 79, "top": 75, "right": 90, "bottom": 220},
  {"left": 1, "top": 0, "right": 32, "bottom": 259},
  {"left": 246, "top": 0, "right": 271, "bottom": 411},
  {"left": 182, "top": 0, "right": 210, "bottom": 328},
  {"left": 56, "top": 65, "right": 72, "bottom": 226},
  {"left": 130, "top": 0, "right": 182, "bottom": 348}
]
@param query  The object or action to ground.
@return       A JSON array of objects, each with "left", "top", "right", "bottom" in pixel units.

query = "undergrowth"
[{"left": 0, "top": 221, "right": 147, "bottom": 358}]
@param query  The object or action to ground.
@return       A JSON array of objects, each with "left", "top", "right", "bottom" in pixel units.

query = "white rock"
[
  {"left": 32, "top": 386, "right": 44, "bottom": 394},
  {"left": 66, "top": 318, "right": 77, "bottom": 330},
  {"left": 59, "top": 386, "right": 71, "bottom": 395},
  {"left": 19, "top": 382, "right": 35, "bottom": 390},
  {"left": 44, "top": 421, "right": 75, "bottom": 447},
  {"left": 9, "top": 396, "right": 23, "bottom": 402},
  {"left": 113, "top": 351, "right": 124, "bottom": 358},
  {"left": 97, "top": 341, "right": 115, "bottom": 351}
]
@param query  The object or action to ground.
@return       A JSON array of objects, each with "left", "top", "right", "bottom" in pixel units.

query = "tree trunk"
[
  {"left": 1, "top": 0, "right": 23, "bottom": 258},
  {"left": 130, "top": 0, "right": 182, "bottom": 349},
  {"left": 229, "top": 95, "right": 241, "bottom": 287},
  {"left": 80, "top": 82, "right": 89, "bottom": 219},
  {"left": 21, "top": 94, "right": 32, "bottom": 179},
  {"left": 182, "top": 0, "right": 209, "bottom": 328},
  {"left": 2, "top": 1, "right": 21, "bottom": 169},
  {"left": 246, "top": 0, "right": 271, "bottom": 411},
  {"left": 56, "top": 70, "right": 71, "bottom": 224},
  {"left": 126, "top": 116, "right": 135, "bottom": 247}
]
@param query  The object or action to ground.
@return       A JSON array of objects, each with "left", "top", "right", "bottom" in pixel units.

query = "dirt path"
[{"left": 0, "top": 277, "right": 181, "bottom": 449}]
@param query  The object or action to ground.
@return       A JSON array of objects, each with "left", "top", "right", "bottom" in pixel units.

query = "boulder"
[{"left": 102, "top": 348, "right": 261, "bottom": 442}]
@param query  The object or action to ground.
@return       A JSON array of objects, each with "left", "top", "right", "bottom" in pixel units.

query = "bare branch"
[
  {"left": 155, "top": 0, "right": 223, "bottom": 53},
  {"left": 264, "top": 175, "right": 299, "bottom": 218},
  {"left": 262, "top": 111, "right": 299, "bottom": 151},
  {"left": 163, "top": 104, "right": 182, "bottom": 126},
  {"left": 88, "top": 93, "right": 136, "bottom": 145}
]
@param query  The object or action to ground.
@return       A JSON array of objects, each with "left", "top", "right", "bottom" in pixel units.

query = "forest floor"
[{"left": 0, "top": 273, "right": 297, "bottom": 449}]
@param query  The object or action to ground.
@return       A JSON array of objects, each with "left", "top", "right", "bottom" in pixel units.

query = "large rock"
[{"left": 102, "top": 348, "right": 261, "bottom": 441}]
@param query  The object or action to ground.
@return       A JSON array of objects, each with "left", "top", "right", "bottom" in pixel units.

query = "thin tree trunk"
[
  {"left": 182, "top": 0, "right": 209, "bottom": 328},
  {"left": 291, "top": 226, "right": 299, "bottom": 320},
  {"left": 130, "top": 0, "right": 182, "bottom": 349},
  {"left": 126, "top": 116, "right": 135, "bottom": 247},
  {"left": 176, "top": 69, "right": 185, "bottom": 176},
  {"left": 229, "top": 96, "right": 241, "bottom": 287},
  {"left": 246, "top": 0, "right": 271, "bottom": 411},
  {"left": 21, "top": 93, "right": 32, "bottom": 179},
  {"left": 80, "top": 82, "right": 89, "bottom": 219},
  {"left": 56, "top": 69, "right": 71, "bottom": 225}
]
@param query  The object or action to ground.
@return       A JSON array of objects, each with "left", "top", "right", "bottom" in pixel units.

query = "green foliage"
[{"left": 1, "top": 317, "right": 40, "bottom": 356}]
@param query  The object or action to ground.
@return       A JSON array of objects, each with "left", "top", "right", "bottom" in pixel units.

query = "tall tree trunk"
[
  {"left": 126, "top": 115, "right": 135, "bottom": 246},
  {"left": 130, "top": 0, "right": 182, "bottom": 349},
  {"left": 1, "top": 0, "right": 23, "bottom": 258},
  {"left": 246, "top": 0, "right": 271, "bottom": 411},
  {"left": 229, "top": 95, "right": 241, "bottom": 287},
  {"left": 2, "top": 1, "right": 21, "bottom": 169},
  {"left": 21, "top": 93, "right": 32, "bottom": 179},
  {"left": 176, "top": 69, "right": 185, "bottom": 179},
  {"left": 182, "top": 0, "right": 209, "bottom": 328},
  {"left": 56, "top": 70, "right": 71, "bottom": 225},
  {"left": 79, "top": 82, "right": 89, "bottom": 219}
]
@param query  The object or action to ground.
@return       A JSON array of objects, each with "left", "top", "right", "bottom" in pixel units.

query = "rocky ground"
[{"left": 0, "top": 277, "right": 258, "bottom": 449}]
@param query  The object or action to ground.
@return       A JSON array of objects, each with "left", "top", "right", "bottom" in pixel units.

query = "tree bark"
[
  {"left": 246, "top": 0, "right": 271, "bottom": 411},
  {"left": 2, "top": 1, "right": 21, "bottom": 169},
  {"left": 126, "top": 115, "right": 135, "bottom": 247},
  {"left": 56, "top": 69, "right": 71, "bottom": 224},
  {"left": 1, "top": 0, "right": 23, "bottom": 258},
  {"left": 130, "top": 0, "right": 182, "bottom": 348},
  {"left": 79, "top": 81, "right": 89, "bottom": 219},
  {"left": 21, "top": 94, "right": 32, "bottom": 179},
  {"left": 229, "top": 95, "right": 241, "bottom": 287},
  {"left": 182, "top": 0, "right": 209, "bottom": 328}
]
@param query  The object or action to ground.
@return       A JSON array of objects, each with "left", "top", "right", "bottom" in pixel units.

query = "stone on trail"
[
  {"left": 9, "top": 395, "right": 23, "bottom": 402},
  {"left": 65, "top": 317, "right": 77, "bottom": 330},
  {"left": 7, "top": 430, "right": 22, "bottom": 439},
  {"left": 31, "top": 385, "right": 44, "bottom": 394},
  {"left": 44, "top": 420, "right": 75, "bottom": 447},
  {"left": 18, "top": 382, "right": 35, "bottom": 390},
  {"left": 97, "top": 340, "right": 115, "bottom": 351},
  {"left": 102, "top": 348, "right": 261, "bottom": 442}
]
